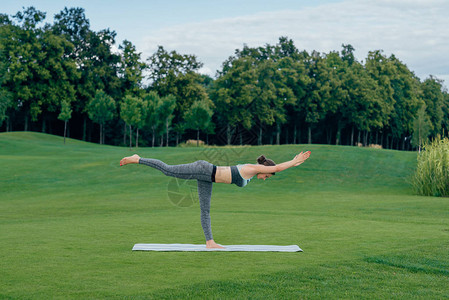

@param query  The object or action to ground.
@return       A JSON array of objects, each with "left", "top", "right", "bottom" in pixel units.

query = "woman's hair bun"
[{"left": 257, "top": 155, "right": 267, "bottom": 164}]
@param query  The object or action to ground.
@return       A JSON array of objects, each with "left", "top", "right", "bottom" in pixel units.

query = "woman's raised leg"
[{"left": 131, "top": 157, "right": 213, "bottom": 182}]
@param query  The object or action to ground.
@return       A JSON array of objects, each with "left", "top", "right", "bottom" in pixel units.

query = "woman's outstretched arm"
[{"left": 246, "top": 151, "right": 311, "bottom": 175}]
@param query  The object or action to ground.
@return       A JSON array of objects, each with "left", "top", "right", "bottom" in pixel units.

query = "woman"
[{"left": 120, "top": 151, "right": 311, "bottom": 249}]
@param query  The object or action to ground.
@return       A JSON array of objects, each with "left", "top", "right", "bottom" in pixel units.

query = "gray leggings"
[{"left": 139, "top": 158, "right": 214, "bottom": 241}]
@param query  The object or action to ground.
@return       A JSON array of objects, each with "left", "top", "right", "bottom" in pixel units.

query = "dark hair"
[{"left": 257, "top": 155, "right": 276, "bottom": 175}]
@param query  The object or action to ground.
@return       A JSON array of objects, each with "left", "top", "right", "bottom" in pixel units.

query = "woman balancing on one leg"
[{"left": 119, "top": 151, "right": 311, "bottom": 249}]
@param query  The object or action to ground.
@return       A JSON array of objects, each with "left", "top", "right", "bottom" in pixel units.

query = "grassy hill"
[{"left": 1, "top": 132, "right": 448, "bottom": 299}]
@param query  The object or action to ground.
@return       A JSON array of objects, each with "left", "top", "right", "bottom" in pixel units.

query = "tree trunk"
[
  {"left": 136, "top": 128, "right": 139, "bottom": 148},
  {"left": 152, "top": 127, "right": 155, "bottom": 147},
  {"left": 129, "top": 125, "right": 132, "bottom": 150},
  {"left": 87, "top": 120, "right": 92, "bottom": 142},
  {"left": 308, "top": 126, "right": 312, "bottom": 144},
  {"left": 401, "top": 136, "right": 405, "bottom": 150},
  {"left": 197, "top": 129, "right": 200, "bottom": 147},
  {"left": 176, "top": 132, "right": 179, "bottom": 146},
  {"left": 357, "top": 130, "right": 361, "bottom": 145},
  {"left": 336, "top": 122, "right": 342, "bottom": 145},
  {"left": 239, "top": 128, "right": 242, "bottom": 146},
  {"left": 83, "top": 115, "right": 87, "bottom": 141},
  {"left": 160, "top": 134, "right": 163, "bottom": 147},
  {"left": 63, "top": 120, "right": 67, "bottom": 144},
  {"left": 99, "top": 123, "right": 103, "bottom": 144},
  {"left": 166, "top": 118, "right": 169, "bottom": 147},
  {"left": 293, "top": 124, "right": 297, "bottom": 144},
  {"left": 351, "top": 126, "right": 354, "bottom": 146},
  {"left": 123, "top": 122, "right": 126, "bottom": 146},
  {"left": 285, "top": 125, "right": 289, "bottom": 144},
  {"left": 24, "top": 114, "right": 28, "bottom": 131},
  {"left": 258, "top": 126, "right": 262, "bottom": 145},
  {"left": 42, "top": 116, "right": 46, "bottom": 133},
  {"left": 276, "top": 123, "right": 280, "bottom": 145},
  {"left": 227, "top": 123, "right": 231, "bottom": 145},
  {"left": 375, "top": 131, "right": 379, "bottom": 145}
]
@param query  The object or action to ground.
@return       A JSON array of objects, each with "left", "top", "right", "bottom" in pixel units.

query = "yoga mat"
[{"left": 132, "top": 243, "right": 302, "bottom": 252}]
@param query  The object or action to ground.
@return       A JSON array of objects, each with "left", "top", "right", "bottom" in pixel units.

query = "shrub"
[{"left": 412, "top": 136, "right": 449, "bottom": 197}]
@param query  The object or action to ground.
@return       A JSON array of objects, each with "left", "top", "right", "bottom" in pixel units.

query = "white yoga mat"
[{"left": 132, "top": 243, "right": 302, "bottom": 252}]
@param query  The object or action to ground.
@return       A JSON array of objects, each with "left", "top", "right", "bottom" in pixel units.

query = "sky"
[{"left": 2, "top": 0, "right": 449, "bottom": 88}]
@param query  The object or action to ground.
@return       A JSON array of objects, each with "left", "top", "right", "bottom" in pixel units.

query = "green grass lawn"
[{"left": 1, "top": 132, "right": 448, "bottom": 299}]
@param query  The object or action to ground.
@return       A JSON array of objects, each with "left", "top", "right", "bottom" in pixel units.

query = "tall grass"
[{"left": 412, "top": 135, "right": 449, "bottom": 196}]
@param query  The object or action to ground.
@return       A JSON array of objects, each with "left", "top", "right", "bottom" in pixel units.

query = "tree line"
[{"left": 1, "top": 7, "right": 448, "bottom": 150}]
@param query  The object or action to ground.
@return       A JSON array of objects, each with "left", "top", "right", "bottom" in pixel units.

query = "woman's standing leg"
[
  {"left": 198, "top": 180, "right": 224, "bottom": 248},
  {"left": 197, "top": 180, "right": 213, "bottom": 241}
]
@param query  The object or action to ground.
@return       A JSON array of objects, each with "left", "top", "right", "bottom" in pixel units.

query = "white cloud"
[{"left": 139, "top": 0, "right": 449, "bottom": 88}]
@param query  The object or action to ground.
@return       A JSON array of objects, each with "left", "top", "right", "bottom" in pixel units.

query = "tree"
[
  {"left": 87, "top": 90, "right": 116, "bottom": 144},
  {"left": 387, "top": 55, "right": 421, "bottom": 150},
  {"left": 172, "top": 122, "right": 186, "bottom": 146},
  {"left": 365, "top": 50, "right": 396, "bottom": 147},
  {"left": 158, "top": 95, "right": 176, "bottom": 147},
  {"left": 253, "top": 57, "right": 295, "bottom": 145},
  {"left": 143, "top": 91, "right": 162, "bottom": 147},
  {"left": 54, "top": 8, "right": 120, "bottom": 140},
  {"left": 442, "top": 91, "right": 449, "bottom": 136},
  {"left": 211, "top": 55, "right": 256, "bottom": 145},
  {"left": 58, "top": 99, "right": 72, "bottom": 144},
  {"left": 118, "top": 40, "right": 147, "bottom": 96},
  {"left": 147, "top": 45, "right": 203, "bottom": 92},
  {"left": 120, "top": 95, "right": 144, "bottom": 149},
  {"left": 39, "top": 26, "right": 79, "bottom": 133},
  {"left": 3, "top": 7, "right": 46, "bottom": 130},
  {"left": 421, "top": 76, "right": 445, "bottom": 137},
  {"left": 411, "top": 103, "right": 432, "bottom": 152},
  {"left": 302, "top": 51, "right": 333, "bottom": 144},
  {"left": 184, "top": 100, "right": 213, "bottom": 147},
  {"left": 0, "top": 15, "right": 12, "bottom": 129}
]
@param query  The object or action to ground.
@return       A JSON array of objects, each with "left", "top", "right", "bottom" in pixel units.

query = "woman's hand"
[{"left": 292, "top": 151, "right": 311, "bottom": 166}]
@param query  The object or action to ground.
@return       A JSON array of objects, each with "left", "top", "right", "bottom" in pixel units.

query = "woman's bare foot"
[
  {"left": 206, "top": 239, "right": 226, "bottom": 249},
  {"left": 120, "top": 154, "right": 140, "bottom": 166}
]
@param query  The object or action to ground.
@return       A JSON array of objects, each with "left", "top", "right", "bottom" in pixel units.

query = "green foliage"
[
  {"left": 421, "top": 76, "right": 445, "bottom": 136},
  {"left": 1, "top": 8, "right": 448, "bottom": 150},
  {"left": 184, "top": 100, "right": 213, "bottom": 146},
  {"left": 184, "top": 100, "right": 213, "bottom": 130},
  {"left": 142, "top": 91, "right": 163, "bottom": 146},
  {"left": 0, "top": 56, "right": 11, "bottom": 126},
  {"left": 88, "top": 90, "right": 116, "bottom": 125},
  {"left": 120, "top": 95, "right": 143, "bottom": 128},
  {"left": 412, "top": 135, "right": 449, "bottom": 196},
  {"left": 119, "top": 40, "right": 147, "bottom": 96},
  {"left": 58, "top": 99, "right": 72, "bottom": 122},
  {"left": 158, "top": 94, "right": 176, "bottom": 142},
  {"left": 411, "top": 104, "right": 432, "bottom": 150}
]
